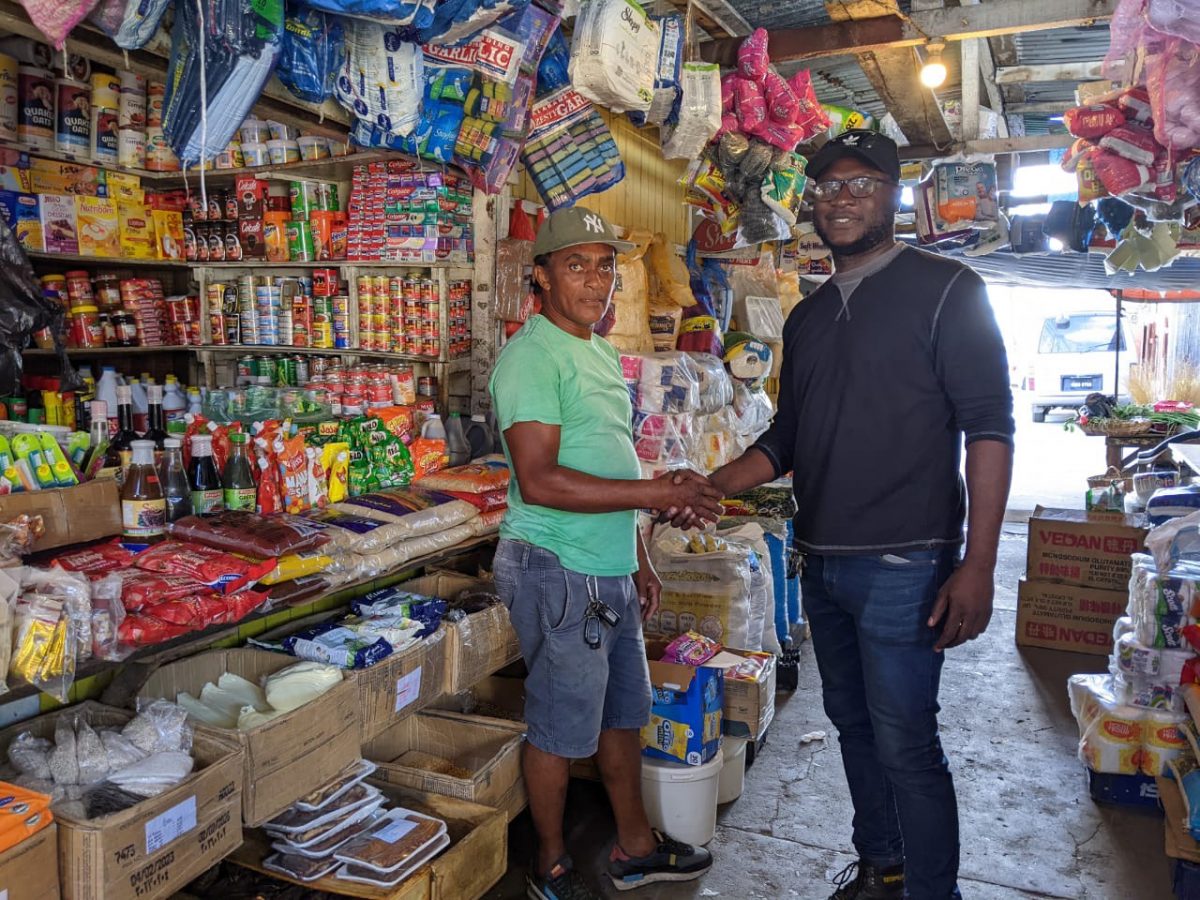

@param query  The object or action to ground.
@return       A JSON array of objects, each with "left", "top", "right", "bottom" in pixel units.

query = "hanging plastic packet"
[
  {"left": 661, "top": 62, "right": 722, "bottom": 160},
  {"left": 630, "top": 12, "right": 682, "bottom": 127},
  {"left": 303, "top": 0, "right": 434, "bottom": 28},
  {"left": 536, "top": 25, "right": 570, "bottom": 93},
  {"left": 335, "top": 19, "right": 424, "bottom": 138},
  {"left": 521, "top": 87, "right": 624, "bottom": 210},
  {"left": 279, "top": 5, "right": 345, "bottom": 104},
  {"left": 568, "top": 0, "right": 659, "bottom": 114},
  {"left": 418, "top": 0, "right": 528, "bottom": 45}
]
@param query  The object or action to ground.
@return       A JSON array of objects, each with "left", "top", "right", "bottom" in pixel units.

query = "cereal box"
[
  {"left": 103, "top": 170, "right": 143, "bottom": 203},
  {"left": 39, "top": 193, "right": 78, "bottom": 254},
  {"left": 118, "top": 201, "right": 156, "bottom": 259},
  {"left": 0, "top": 165, "right": 31, "bottom": 193},
  {"left": 29, "top": 159, "right": 101, "bottom": 196},
  {"left": 0, "top": 191, "right": 42, "bottom": 251},
  {"left": 76, "top": 195, "right": 120, "bottom": 257},
  {"left": 151, "top": 209, "right": 183, "bottom": 260}
]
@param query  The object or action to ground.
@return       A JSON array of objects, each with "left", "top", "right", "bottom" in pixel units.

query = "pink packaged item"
[
  {"left": 1148, "top": 0, "right": 1200, "bottom": 46},
  {"left": 754, "top": 115, "right": 810, "bottom": 152},
  {"left": 1146, "top": 34, "right": 1200, "bottom": 151},
  {"left": 20, "top": 0, "right": 102, "bottom": 47},
  {"left": 737, "top": 28, "right": 770, "bottom": 81},
  {"left": 1063, "top": 104, "right": 1124, "bottom": 140},
  {"left": 787, "top": 69, "right": 832, "bottom": 140},
  {"left": 721, "top": 74, "right": 737, "bottom": 114},
  {"left": 1088, "top": 147, "right": 1152, "bottom": 195},
  {"left": 762, "top": 71, "right": 798, "bottom": 125},
  {"left": 734, "top": 78, "right": 766, "bottom": 133},
  {"left": 662, "top": 630, "right": 722, "bottom": 666},
  {"left": 716, "top": 113, "right": 740, "bottom": 138},
  {"left": 1099, "top": 123, "right": 1161, "bottom": 164}
]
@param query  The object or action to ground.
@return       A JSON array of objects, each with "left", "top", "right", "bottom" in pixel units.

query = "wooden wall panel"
[{"left": 515, "top": 109, "right": 691, "bottom": 245}]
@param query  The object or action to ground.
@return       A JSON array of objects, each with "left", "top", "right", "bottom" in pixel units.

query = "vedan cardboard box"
[
  {"left": 1016, "top": 578, "right": 1128, "bottom": 655},
  {"left": 1026, "top": 506, "right": 1148, "bottom": 592},
  {"left": 350, "top": 626, "right": 448, "bottom": 742},
  {"left": 403, "top": 572, "right": 521, "bottom": 694},
  {"left": 228, "top": 784, "right": 507, "bottom": 900},
  {"left": 364, "top": 710, "right": 526, "bottom": 822},
  {"left": 0, "top": 702, "right": 242, "bottom": 900},
  {"left": 642, "top": 660, "right": 723, "bottom": 766},
  {"left": 136, "top": 648, "right": 358, "bottom": 826},
  {"left": 0, "top": 822, "right": 59, "bottom": 900},
  {"left": 0, "top": 479, "right": 121, "bottom": 552}
]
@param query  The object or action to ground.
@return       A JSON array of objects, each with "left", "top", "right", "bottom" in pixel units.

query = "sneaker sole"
[
  {"left": 607, "top": 864, "right": 714, "bottom": 892},
  {"left": 527, "top": 882, "right": 551, "bottom": 900}
]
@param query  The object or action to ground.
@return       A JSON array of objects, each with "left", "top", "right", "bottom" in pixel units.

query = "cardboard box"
[
  {"left": 0, "top": 823, "right": 59, "bottom": 900},
  {"left": 715, "top": 650, "right": 777, "bottom": 740},
  {"left": 76, "top": 196, "right": 120, "bottom": 258},
  {"left": 1026, "top": 507, "right": 1148, "bottom": 592},
  {"left": 103, "top": 171, "right": 142, "bottom": 203},
  {"left": 0, "top": 479, "right": 121, "bottom": 552},
  {"left": 0, "top": 191, "right": 42, "bottom": 251},
  {"left": 136, "top": 649, "right": 358, "bottom": 826},
  {"left": 117, "top": 202, "right": 155, "bottom": 259},
  {"left": 229, "top": 785, "right": 507, "bottom": 900},
  {"left": 151, "top": 209, "right": 183, "bottom": 260},
  {"left": 0, "top": 702, "right": 242, "bottom": 900},
  {"left": 365, "top": 711, "right": 526, "bottom": 821},
  {"left": 404, "top": 572, "right": 521, "bottom": 694},
  {"left": 39, "top": 193, "right": 78, "bottom": 254},
  {"left": 1016, "top": 578, "right": 1128, "bottom": 655},
  {"left": 29, "top": 160, "right": 101, "bottom": 196},
  {"left": 350, "top": 627, "right": 448, "bottom": 742},
  {"left": 642, "top": 660, "right": 723, "bottom": 766}
]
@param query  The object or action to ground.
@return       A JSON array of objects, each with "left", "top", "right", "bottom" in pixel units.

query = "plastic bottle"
[
  {"left": 159, "top": 437, "right": 192, "bottom": 523},
  {"left": 421, "top": 412, "right": 447, "bottom": 441},
  {"left": 223, "top": 432, "right": 256, "bottom": 510},
  {"left": 465, "top": 413, "right": 493, "bottom": 459},
  {"left": 445, "top": 413, "right": 471, "bottom": 467},
  {"left": 129, "top": 376, "right": 149, "bottom": 433},
  {"left": 188, "top": 434, "right": 223, "bottom": 515},
  {"left": 121, "top": 440, "right": 166, "bottom": 544},
  {"left": 187, "top": 387, "right": 202, "bottom": 416},
  {"left": 84, "top": 400, "right": 118, "bottom": 480},
  {"left": 162, "top": 375, "right": 187, "bottom": 425},
  {"left": 143, "top": 384, "right": 169, "bottom": 451},
  {"left": 95, "top": 366, "right": 119, "bottom": 435}
]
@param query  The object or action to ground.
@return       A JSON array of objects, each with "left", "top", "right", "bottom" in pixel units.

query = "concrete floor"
[{"left": 488, "top": 523, "right": 1176, "bottom": 900}]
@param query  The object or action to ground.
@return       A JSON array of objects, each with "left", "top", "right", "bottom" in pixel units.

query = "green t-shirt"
[{"left": 488, "top": 315, "right": 641, "bottom": 576}]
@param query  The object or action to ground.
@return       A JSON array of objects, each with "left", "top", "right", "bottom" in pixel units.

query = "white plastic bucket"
[
  {"left": 640, "top": 748, "right": 723, "bottom": 847},
  {"left": 717, "top": 738, "right": 748, "bottom": 804}
]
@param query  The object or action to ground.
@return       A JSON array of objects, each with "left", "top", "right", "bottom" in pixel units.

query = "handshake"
[{"left": 648, "top": 469, "right": 725, "bottom": 530}]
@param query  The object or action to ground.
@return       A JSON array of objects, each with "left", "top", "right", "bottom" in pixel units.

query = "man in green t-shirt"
[{"left": 490, "top": 206, "right": 720, "bottom": 900}]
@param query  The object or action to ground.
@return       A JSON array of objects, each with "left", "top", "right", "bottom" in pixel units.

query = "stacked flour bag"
[
  {"left": 620, "top": 352, "right": 701, "bottom": 479},
  {"left": 568, "top": 0, "right": 660, "bottom": 114},
  {"left": 686, "top": 352, "right": 737, "bottom": 475},
  {"left": 1068, "top": 673, "right": 1189, "bottom": 776}
]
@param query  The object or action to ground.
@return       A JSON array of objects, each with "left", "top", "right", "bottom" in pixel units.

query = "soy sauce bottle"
[
  {"left": 160, "top": 437, "right": 193, "bottom": 523},
  {"left": 121, "top": 440, "right": 166, "bottom": 544},
  {"left": 188, "top": 434, "right": 223, "bottom": 516}
]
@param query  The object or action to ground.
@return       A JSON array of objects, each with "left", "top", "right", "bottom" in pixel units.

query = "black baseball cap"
[{"left": 807, "top": 130, "right": 901, "bottom": 183}]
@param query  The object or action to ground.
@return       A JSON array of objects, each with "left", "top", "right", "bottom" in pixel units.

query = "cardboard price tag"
[
  {"left": 394, "top": 666, "right": 423, "bottom": 713},
  {"left": 145, "top": 795, "right": 197, "bottom": 854}
]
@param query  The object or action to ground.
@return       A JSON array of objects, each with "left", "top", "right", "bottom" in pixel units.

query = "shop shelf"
[
  {"left": 25, "top": 251, "right": 189, "bottom": 269},
  {"left": 23, "top": 345, "right": 195, "bottom": 356}
]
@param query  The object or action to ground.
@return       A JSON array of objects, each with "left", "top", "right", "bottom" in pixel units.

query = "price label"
[
  {"left": 394, "top": 666, "right": 423, "bottom": 713},
  {"left": 145, "top": 795, "right": 197, "bottom": 854},
  {"left": 375, "top": 817, "right": 418, "bottom": 844}
]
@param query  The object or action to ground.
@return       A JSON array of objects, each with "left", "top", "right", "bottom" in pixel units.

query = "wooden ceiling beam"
[{"left": 995, "top": 61, "right": 1107, "bottom": 83}]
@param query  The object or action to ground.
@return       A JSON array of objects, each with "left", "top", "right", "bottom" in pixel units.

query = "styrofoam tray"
[{"left": 334, "top": 831, "right": 451, "bottom": 887}]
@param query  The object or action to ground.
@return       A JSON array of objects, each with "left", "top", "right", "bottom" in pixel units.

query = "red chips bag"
[
  {"left": 441, "top": 489, "right": 509, "bottom": 512},
  {"left": 118, "top": 614, "right": 192, "bottom": 647},
  {"left": 120, "top": 573, "right": 211, "bottom": 610},
  {"left": 1064, "top": 104, "right": 1125, "bottom": 139},
  {"left": 51, "top": 541, "right": 136, "bottom": 579},
  {"left": 134, "top": 541, "right": 276, "bottom": 594}
]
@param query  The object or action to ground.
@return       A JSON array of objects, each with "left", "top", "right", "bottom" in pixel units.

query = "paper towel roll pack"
[{"left": 1068, "top": 673, "right": 1189, "bottom": 776}]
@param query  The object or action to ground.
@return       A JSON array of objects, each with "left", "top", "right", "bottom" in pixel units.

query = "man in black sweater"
[{"left": 711, "top": 131, "right": 1014, "bottom": 900}]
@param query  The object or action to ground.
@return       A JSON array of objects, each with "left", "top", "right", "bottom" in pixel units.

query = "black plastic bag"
[{"left": 0, "top": 219, "right": 78, "bottom": 395}]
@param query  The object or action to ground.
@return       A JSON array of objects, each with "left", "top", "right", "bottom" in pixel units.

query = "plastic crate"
[{"left": 1087, "top": 769, "right": 1162, "bottom": 811}]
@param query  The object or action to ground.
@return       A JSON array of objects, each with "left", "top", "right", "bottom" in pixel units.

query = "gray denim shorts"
[{"left": 492, "top": 539, "right": 652, "bottom": 759}]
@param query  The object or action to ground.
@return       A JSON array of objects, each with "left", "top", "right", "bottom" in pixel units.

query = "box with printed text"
[
  {"left": 641, "top": 660, "right": 723, "bottom": 766},
  {"left": 1026, "top": 506, "right": 1148, "bottom": 592}
]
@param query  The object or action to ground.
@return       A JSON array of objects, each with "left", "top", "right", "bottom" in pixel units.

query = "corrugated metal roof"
[{"left": 1012, "top": 26, "right": 1111, "bottom": 65}]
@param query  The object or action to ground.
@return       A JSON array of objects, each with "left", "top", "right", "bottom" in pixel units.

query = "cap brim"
[{"left": 539, "top": 237, "right": 636, "bottom": 256}]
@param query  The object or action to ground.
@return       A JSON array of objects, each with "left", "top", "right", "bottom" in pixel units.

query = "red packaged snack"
[
  {"left": 257, "top": 446, "right": 284, "bottom": 516},
  {"left": 143, "top": 595, "right": 226, "bottom": 630},
  {"left": 1063, "top": 104, "right": 1125, "bottom": 139},
  {"left": 167, "top": 511, "right": 330, "bottom": 557},
  {"left": 134, "top": 541, "right": 276, "bottom": 594},
  {"left": 118, "top": 614, "right": 192, "bottom": 647},
  {"left": 276, "top": 435, "right": 310, "bottom": 515},
  {"left": 737, "top": 27, "right": 770, "bottom": 81},
  {"left": 1099, "top": 123, "right": 1160, "bottom": 165},
  {"left": 120, "top": 572, "right": 210, "bottom": 610},
  {"left": 442, "top": 488, "right": 509, "bottom": 512},
  {"left": 1117, "top": 87, "right": 1153, "bottom": 124},
  {"left": 226, "top": 588, "right": 269, "bottom": 621},
  {"left": 1088, "top": 147, "right": 1151, "bottom": 196},
  {"left": 408, "top": 438, "right": 447, "bottom": 481},
  {"left": 51, "top": 541, "right": 136, "bottom": 579},
  {"left": 207, "top": 422, "right": 240, "bottom": 476}
]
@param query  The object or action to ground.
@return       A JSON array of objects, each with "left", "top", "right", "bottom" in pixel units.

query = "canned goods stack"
[
  {"left": 307, "top": 363, "right": 417, "bottom": 413},
  {"left": 346, "top": 164, "right": 474, "bottom": 264},
  {"left": 207, "top": 273, "right": 347, "bottom": 350},
  {"left": 164, "top": 295, "right": 201, "bottom": 345},
  {"left": 50, "top": 268, "right": 191, "bottom": 349},
  {"left": 356, "top": 274, "right": 393, "bottom": 352},
  {"left": 448, "top": 279, "right": 471, "bottom": 357}
]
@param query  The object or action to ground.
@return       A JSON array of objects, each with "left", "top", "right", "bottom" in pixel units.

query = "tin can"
[
  {"left": 294, "top": 355, "right": 310, "bottom": 385},
  {"left": 276, "top": 356, "right": 296, "bottom": 387},
  {"left": 312, "top": 319, "right": 333, "bottom": 348},
  {"left": 255, "top": 356, "right": 277, "bottom": 385},
  {"left": 418, "top": 376, "right": 436, "bottom": 398},
  {"left": 209, "top": 312, "right": 227, "bottom": 345},
  {"left": 286, "top": 221, "right": 314, "bottom": 262},
  {"left": 17, "top": 66, "right": 53, "bottom": 150}
]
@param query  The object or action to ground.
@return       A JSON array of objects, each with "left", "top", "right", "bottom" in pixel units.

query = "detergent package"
[
  {"left": 279, "top": 5, "right": 345, "bottom": 104},
  {"left": 521, "top": 87, "right": 625, "bottom": 210},
  {"left": 335, "top": 19, "right": 424, "bottom": 137},
  {"left": 629, "top": 12, "right": 683, "bottom": 127}
]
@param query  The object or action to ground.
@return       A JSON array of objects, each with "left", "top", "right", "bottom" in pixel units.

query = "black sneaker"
[
  {"left": 830, "top": 860, "right": 905, "bottom": 899},
  {"left": 607, "top": 829, "right": 713, "bottom": 891},
  {"left": 527, "top": 857, "right": 602, "bottom": 900}
]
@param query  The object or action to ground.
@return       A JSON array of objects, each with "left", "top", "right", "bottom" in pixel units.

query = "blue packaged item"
[
  {"left": 1148, "top": 485, "right": 1200, "bottom": 526},
  {"left": 279, "top": 5, "right": 345, "bottom": 103},
  {"left": 283, "top": 620, "right": 396, "bottom": 669},
  {"left": 418, "top": 0, "right": 528, "bottom": 44},
  {"left": 305, "top": 0, "right": 434, "bottom": 29},
  {"left": 353, "top": 587, "right": 438, "bottom": 617},
  {"left": 629, "top": 13, "right": 682, "bottom": 127},
  {"left": 642, "top": 659, "right": 723, "bottom": 766},
  {"left": 535, "top": 25, "right": 570, "bottom": 95}
]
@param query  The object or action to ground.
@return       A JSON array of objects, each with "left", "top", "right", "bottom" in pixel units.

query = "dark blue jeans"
[{"left": 802, "top": 548, "right": 961, "bottom": 900}]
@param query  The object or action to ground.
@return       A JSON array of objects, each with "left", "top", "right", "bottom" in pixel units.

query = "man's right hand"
[{"left": 652, "top": 469, "right": 724, "bottom": 529}]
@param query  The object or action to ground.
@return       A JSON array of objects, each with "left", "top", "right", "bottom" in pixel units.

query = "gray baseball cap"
[{"left": 532, "top": 205, "right": 635, "bottom": 258}]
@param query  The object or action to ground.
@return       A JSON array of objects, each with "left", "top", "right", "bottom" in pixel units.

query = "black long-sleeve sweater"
[{"left": 753, "top": 243, "right": 1015, "bottom": 554}]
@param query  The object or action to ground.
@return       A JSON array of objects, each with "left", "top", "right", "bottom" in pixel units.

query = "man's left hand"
[
  {"left": 928, "top": 558, "right": 995, "bottom": 652},
  {"left": 634, "top": 559, "right": 662, "bottom": 624}
]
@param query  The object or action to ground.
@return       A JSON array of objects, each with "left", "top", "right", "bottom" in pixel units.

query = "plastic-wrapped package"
[
  {"left": 520, "top": 87, "right": 625, "bottom": 211},
  {"left": 1063, "top": 103, "right": 1124, "bottom": 140},
  {"left": 1146, "top": 510, "right": 1200, "bottom": 573},
  {"left": 536, "top": 24, "right": 571, "bottom": 93},
  {"left": 330, "top": 490, "right": 479, "bottom": 552},
  {"left": 737, "top": 27, "right": 769, "bottom": 81},
  {"left": 358, "top": 522, "right": 478, "bottom": 575},
  {"left": 134, "top": 542, "right": 275, "bottom": 594},
  {"left": 125, "top": 699, "right": 194, "bottom": 755},
  {"left": 279, "top": 5, "right": 345, "bottom": 104},
  {"left": 303, "top": 0, "right": 433, "bottom": 26},
  {"left": 1088, "top": 146, "right": 1152, "bottom": 195},
  {"left": 1145, "top": 34, "right": 1200, "bottom": 151},
  {"left": 787, "top": 69, "right": 830, "bottom": 141},
  {"left": 1098, "top": 123, "right": 1162, "bottom": 164},
  {"left": 18, "top": 0, "right": 101, "bottom": 47},
  {"left": 732, "top": 382, "right": 773, "bottom": 449},
  {"left": 9, "top": 733, "right": 53, "bottom": 780},
  {"left": 647, "top": 526, "right": 756, "bottom": 646},
  {"left": 10, "top": 567, "right": 91, "bottom": 701},
  {"left": 629, "top": 12, "right": 682, "bottom": 127},
  {"left": 1068, "top": 673, "right": 1144, "bottom": 774},
  {"left": 734, "top": 78, "right": 766, "bottom": 133},
  {"left": 89, "top": 576, "right": 128, "bottom": 663},
  {"left": 720, "top": 523, "right": 774, "bottom": 652},
  {"left": 264, "top": 661, "right": 343, "bottom": 713},
  {"left": 335, "top": 19, "right": 424, "bottom": 138},
  {"left": 661, "top": 63, "right": 722, "bottom": 161},
  {"left": 1148, "top": 0, "right": 1200, "bottom": 44},
  {"left": 168, "top": 511, "right": 330, "bottom": 557},
  {"left": 108, "top": 751, "right": 195, "bottom": 798},
  {"left": 687, "top": 352, "right": 734, "bottom": 414},
  {"left": 632, "top": 412, "right": 694, "bottom": 467},
  {"left": 419, "top": 0, "right": 528, "bottom": 44},
  {"left": 623, "top": 351, "right": 702, "bottom": 414},
  {"left": 568, "top": 0, "right": 658, "bottom": 114}
]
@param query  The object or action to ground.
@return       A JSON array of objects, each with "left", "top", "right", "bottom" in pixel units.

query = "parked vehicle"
[{"left": 1027, "top": 311, "right": 1134, "bottom": 422}]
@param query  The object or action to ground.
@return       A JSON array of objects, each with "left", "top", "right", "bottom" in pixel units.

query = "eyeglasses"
[{"left": 812, "top": 176, "right": 898, "bottom": 201}]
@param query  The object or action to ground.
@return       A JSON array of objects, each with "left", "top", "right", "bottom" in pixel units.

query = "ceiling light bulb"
[{"left": 920, "top": 43, "right": 947, "bottom": 89}]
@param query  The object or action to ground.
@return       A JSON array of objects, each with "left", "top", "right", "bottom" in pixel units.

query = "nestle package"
[
  {"left": 167, "top": 511, "right": 331, "bottom": 557},
  {"left": 134, "top": 542, "right": 276, "bottom": 594}
]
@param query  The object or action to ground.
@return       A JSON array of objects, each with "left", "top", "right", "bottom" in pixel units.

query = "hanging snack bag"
[
  {"left": 1064, "top": 103, "right": 1125, "bottom": 140},
  {"left": 737, "top": 27, "right": 770, "bottom": 80},
  {"left": 521, "top": 88, "right": 625, "bottom": 210}
]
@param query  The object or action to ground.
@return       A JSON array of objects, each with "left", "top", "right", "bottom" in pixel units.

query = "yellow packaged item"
[
  {"left": 29, "top": 159, "right": 102, "bottom": 195},
  {"left": 76, "top": 195, "right": 120, "bottom": 257},
  {"left": 118, "top": 201, "right": 156, "bottom": 258},
  {"left": 0, "top": 781, "right": 53, "bottom": 854},
  {"left": 259, "top": 551, "right": 334, "bottom": 585},
  {"left": 103, "top": 170, "right": 143, "bottom": 202},
  {"left": 321, "top": 442, "right": 349, "bottom": 503},
  {"left": 151, "top": 209, "right": 184, "bottom": 260},
  {"left": 11, "top": 617, "right": 67, "bottom": 686},
  {"left": 642, "top": 712, "right": 690, "bottom": 762}
]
